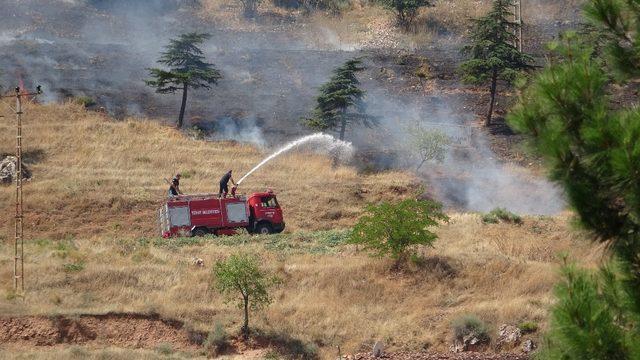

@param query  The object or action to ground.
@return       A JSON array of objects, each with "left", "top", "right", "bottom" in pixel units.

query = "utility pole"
[
  {"left": 2, "top": 85, "right": 42, "bottom": 294},
  {"left": 514, "top": 0, "right": 523, "bottom": 52}
]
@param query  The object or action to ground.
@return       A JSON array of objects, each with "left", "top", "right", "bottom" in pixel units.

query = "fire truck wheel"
[
  {"left": 256, "top": 223, "right": 272, "bottom": 235},
  {"left": 192, "top": 228, "right": 208, "bottom": 237}
]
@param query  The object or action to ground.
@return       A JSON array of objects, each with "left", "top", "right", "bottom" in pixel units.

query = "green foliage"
[
  {"left": 349, "top": 199, "right": 448, "bottom": 262},
  {"left": 62, "top": 261, "right": 85, "bottom": 273},
  {"left": 584, "top": 0, "right": 640, "bottom": 80},
  {"left": 459, "top": 0, "right": 532, "bottom": 125},
  {"left": 481, "top": 208, "right": 522, "bottom": 225},
  {"left": 451, "top": 314, "right": 490, "bottom": 343},
  {"left": 146, "top": 33, "right": 221, "bottom": 128},
  {"left": 213, "top": 253, "right": 279, "bottom": 338},
  {"left": 460, "top": 0, "right": 532, "bottom": 85},
  {"left": 517, "top": 321, "right": 538, "bottom": 334},
  {"left": 303, "top": 58, "right": 376, "bottom": 140},
  {"left": 378, "top": 0, "right": 434, "bottom": 28},
  {"left": 408, "top": 126, "right": 450, "bottom": 170},
  {"left": 151, "top": 236, "right": 205, "bottom": 250},
  {"left": 215, "top": 230, "right": 350, "bottom": 254},
  {"left": 537, "top": 262, "right": 640, "bottom": 359},
  {"left": 506, "top": 1, "right": 640, "bottom": 357},
  {"left": 73, "top": 96, "right": 96, "bottom": 108}
]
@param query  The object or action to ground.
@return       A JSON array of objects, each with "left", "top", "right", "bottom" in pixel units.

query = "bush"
[
  {"left": 482, "top": 208, "right": 523, "bottom": 225},
  {"left": 518, "top": 321, "right": 538, "bottom": 334},
  {"left": 74, "top": 96, "right": 96, "bottom": 108},
  {"left": 349, "top": 199, "right": 448, "bottom": 264},
  {"left": 451, "top": 314, "right": 490, "bottom": 343},
  {"left": 378, "top": 0, "right": 434, "bottom": 29}
]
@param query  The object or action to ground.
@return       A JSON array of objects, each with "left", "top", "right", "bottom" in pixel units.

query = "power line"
[
  {"left": 2, "top": 85, "right": 42, "bottom": 295},
  {"left": 514, "top": 0, "right": 523, "bottom": 52}
]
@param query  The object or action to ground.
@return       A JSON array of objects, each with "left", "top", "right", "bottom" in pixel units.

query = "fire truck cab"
[{"left": 158, "top": 190, "right": 285, "bottom": 237}]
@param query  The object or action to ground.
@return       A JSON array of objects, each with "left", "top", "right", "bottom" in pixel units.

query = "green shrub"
[
  {"left": 349, "top": 199, "right": 448, "bottom": 263},
  {"left": 74, "top": 96, "right": 96, "bottom": 107},
  {"left": 451, "top": 314, "right": 490, "bottom": 343},
  {"left": 378, "top": 0, "right": 434, "bottom": 29},
  {"left": 482, "top": 208, "right": 523, "bottom": 225},
  {"left": 518, "top": 321, "right": 538, "bottom": 334},
  {"left": 62, "top": 262, "right": 85, "bottom": 273}
]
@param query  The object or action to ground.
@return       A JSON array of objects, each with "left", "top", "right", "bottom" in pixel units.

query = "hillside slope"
[
  {"left": 0, "top": 103, "right": 603, "bottom": 358},
  {"left": 0, "top": 101, "right": 418, "bottom": 240}
]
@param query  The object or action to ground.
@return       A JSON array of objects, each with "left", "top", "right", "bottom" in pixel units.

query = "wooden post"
[{"left": 14, "top": 87, "right": 24, "bottom": 292}]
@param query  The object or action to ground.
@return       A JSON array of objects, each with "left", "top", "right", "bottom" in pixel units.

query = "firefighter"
[
  {"left": 219, "top": 170, "right": 236, "bottom": 198},
  {"left": 169, "top": 173, "right": 183, "bottom": 197}
]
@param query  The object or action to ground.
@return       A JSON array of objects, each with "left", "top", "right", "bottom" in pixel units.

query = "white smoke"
[
  {"left": 209, "top": 116, "right": 266, "bottom": 147},
  {"left": 237, "top": 133, "right": 354, "bottom": 184}
]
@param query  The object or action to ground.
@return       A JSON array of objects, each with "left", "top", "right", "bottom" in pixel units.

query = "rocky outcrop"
[{"left": 0, "top": 156, "right": 31, "bottom": 184}]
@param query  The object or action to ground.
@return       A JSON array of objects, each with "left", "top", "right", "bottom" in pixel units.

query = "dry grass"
[
  {"left": 0, "top": 215, "right": 603, "bottom": 357},
  {"left": 0, "top": 102, "right": 604, "bottom": 358},
  {"left": 0, "top": 101, "right": 418, "bottom": 240}
]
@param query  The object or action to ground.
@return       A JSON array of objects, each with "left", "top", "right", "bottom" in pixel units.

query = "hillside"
[
  {"left": 0, "top": 103, "right": 603, "bottom": 358},
  {"left": 0, "top": 101, "right": 417, "bottom": 240}
]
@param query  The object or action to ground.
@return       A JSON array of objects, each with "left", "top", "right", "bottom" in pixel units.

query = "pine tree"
[
  {"left": 507, "top": 1, "right": 640, "bottom": 357},
  {"left": 460, "top": 0, "right": 532, "bottom": 126},
  {"left": 146, "top": 33, "right": 221, "bottom": 128},
  {"left": 303, "top": 58, "right": 376, "bottom": 141}
]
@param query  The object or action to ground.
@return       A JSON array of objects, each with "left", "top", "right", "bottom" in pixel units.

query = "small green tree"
[
  {"left": 349, "top": 199, "right": 448, "bottom": 264},
  {"left": 460, "top": 0, "right": 533, "bottom": 126},
  {"left": 507, "top": 0, "right": 640, "bottom": 357},
  {"left": 303, "top": 58, "right": 376, "bottom": 141},
  {"left": 213, "top": 253, "right": 278, "bottom": 339},
  {"left": 379, "top": 0, "right": 434, "bottom": 29},
  {"left": 146, "top": 33, "right": 222, "bottom": 129},
  {"left": 408, "top": 126, "right": 450, "bottom": 171}
]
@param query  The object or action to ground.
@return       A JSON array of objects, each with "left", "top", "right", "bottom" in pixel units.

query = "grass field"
[
  {"left": 0, "top": 101, "right": 418, "bottom": 241},
  {"left": 0, "top": 102, "right": 603, "bottom": 358}
]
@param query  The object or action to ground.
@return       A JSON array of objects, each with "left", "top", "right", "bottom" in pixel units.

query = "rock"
[
  {"left": 496, "top": 324, "right": 522, "bottom": 348},
  {"left": 0, "top": 156, "right": 31, "bottom": 184},
  {"left": 450, "top": 334, "right": 489, "bottom": 353},
  {"left": 372, "top": 341, "right": 384, "bottom": 357},
  {"left": 522, "top": 339, "right": 536, "bottom": 353}
]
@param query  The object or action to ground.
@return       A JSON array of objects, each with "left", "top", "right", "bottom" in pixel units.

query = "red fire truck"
[{"left": 158, "top": 190, "right": 285, "bottom": 237}]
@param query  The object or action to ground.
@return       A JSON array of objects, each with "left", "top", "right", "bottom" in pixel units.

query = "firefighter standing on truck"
[
  {"left": 219, "top": 170, "right": 236, "bottom": 198},
  {"left": 169, "top": 173, "right": 183, "bottom": 197}
]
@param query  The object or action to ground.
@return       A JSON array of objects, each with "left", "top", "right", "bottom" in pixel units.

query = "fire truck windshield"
[{"left": 262, "top": 197, "right": 278, "bottom": 208}]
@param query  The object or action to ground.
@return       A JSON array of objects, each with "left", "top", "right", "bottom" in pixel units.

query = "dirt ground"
[
  {"left": 350, "top": 352, "right": 528, "bottom": 359},
  {"left": 0, "top": 313, "right": 530, "bottom": 359},
  {"left": 0, "top": 313, "right": 201, "bottom": 350}
]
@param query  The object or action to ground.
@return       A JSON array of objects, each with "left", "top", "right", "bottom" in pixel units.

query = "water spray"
[{"left": 237, "top": 133, "right": 354, "bottom": 185}]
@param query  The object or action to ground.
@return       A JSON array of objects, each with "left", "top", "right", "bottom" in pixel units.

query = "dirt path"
[{"left": 0, "top": 313, "right": 203, "bottom": 350}]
